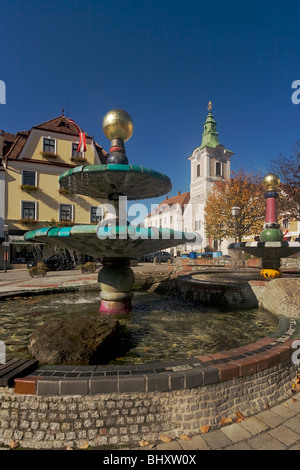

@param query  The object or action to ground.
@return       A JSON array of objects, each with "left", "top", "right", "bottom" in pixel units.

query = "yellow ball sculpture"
[
  {"left": 102, "top": 109, "right": 133, "bottom": 142},
  {"left": 263, "top": 174, "right": 280, "bottom": 191}
]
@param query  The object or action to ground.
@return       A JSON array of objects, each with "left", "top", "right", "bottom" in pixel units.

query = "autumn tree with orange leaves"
[{"left": 205, "top": 170, "right": 265, "bottom": 244}]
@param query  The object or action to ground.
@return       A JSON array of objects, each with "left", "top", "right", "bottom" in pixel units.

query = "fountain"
[
  {"left": 24, "top": 109, "right": 200, "bottom": 313},
  {"left": 229, "top": 173, "right": 300, "bottom": 277}
]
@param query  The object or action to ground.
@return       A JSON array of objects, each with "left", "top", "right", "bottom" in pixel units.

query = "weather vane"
[{"left": 207, "top": 101, "right": 212, "bottom": 111}]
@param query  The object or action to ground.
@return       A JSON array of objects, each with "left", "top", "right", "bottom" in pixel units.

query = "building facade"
[
  {"left": 145, "top": 191, "right": 191, "bottom": 256},
  {"left": 0, "top": 114, "right": 107, "bottom": 268}
]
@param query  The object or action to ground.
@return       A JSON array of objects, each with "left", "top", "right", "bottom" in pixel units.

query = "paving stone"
[
  {"left": 287, "top": 398, "right": 300, "bottom": 412},
  {"left": 271, "top": 404, "right": 298, "bottom": 418},
  {"left": 179, "top": 435, "right": 210, "bottom": 450},
  {"left": 284, "top": 416, "right": 300, "bottom": 434},
  {"left": 289, "top": 443, "right": 300, "bottom": 450},
  {"left": 224, "top": 442, "right": 253, "bottom": 450},
  {"left": 248, "top": 433, "right": 287, "bottom": 450},
  {"left": 220, "top": 422, "right": 252, "bottom": 442},
  {"left": 239, "top": 417, "right": 269, "bottom": 436},
  {"left": 201, "top": 430, "right": 233, "bottom": 449},
  {"left": 268, "top": 426, "right": 300, "bottom": 447},
  {"left": 255, "top": 410, "right": 286, "bottom": 428},
  {"left": 155, "top": 440, "right": 183, "bottom": 451}
]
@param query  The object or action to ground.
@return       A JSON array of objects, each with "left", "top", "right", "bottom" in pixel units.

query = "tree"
[
  {"left": 205, "top": 169, "right": 265, "bottom": 244},
  {"left": 269, "top": 149, "right": 300, "bottom": 220}
]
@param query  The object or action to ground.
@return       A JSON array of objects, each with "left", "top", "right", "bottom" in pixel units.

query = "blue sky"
[{"left": 1, "top": 0, "right": 300, "bottom": 208}]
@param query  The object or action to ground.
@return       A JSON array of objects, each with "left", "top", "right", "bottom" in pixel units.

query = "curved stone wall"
[{"left": 0, "top": 362, "right": 298, "bottom": 449}]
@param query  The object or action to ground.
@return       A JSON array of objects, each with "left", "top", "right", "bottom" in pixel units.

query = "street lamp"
[
  {"left": 3, "top": 223, "right": 9, "bottom": 273},
  {"left": 231, "top": 207, "right": 241, "bottom": 243}
]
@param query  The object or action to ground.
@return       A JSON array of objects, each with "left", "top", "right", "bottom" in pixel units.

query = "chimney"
[
  {"left": 177, "top": 191, "right": 181, "bottom": 196},
  {"left": 165, "top": 196, "right": 168, "bottom": 200}
]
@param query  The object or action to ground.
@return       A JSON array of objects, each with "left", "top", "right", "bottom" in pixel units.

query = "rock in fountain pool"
[{"left": 0, "top": 291, "right": 279, "bottom": 364}]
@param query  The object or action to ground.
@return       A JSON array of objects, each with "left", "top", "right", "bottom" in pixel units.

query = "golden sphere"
[
  {"left": 263, "top": 173, "right": 280, "bottom": 191},
  {"left": 102, "top": 109, "right": 133, "bottom": 142}
]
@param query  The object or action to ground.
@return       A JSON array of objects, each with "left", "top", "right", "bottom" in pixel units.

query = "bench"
[{"left": 0, "top": 358, "right": 39, "bottom": 386}]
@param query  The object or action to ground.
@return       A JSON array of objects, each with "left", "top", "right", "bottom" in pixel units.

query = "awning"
[{"left": 8, "top": 235, "right": 45, "bottom": 245}]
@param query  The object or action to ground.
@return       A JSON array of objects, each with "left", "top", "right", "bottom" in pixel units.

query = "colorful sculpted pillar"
[
  {"left": 259, "top": 174, "right": 283, "bottom": 278},
  {"left": 98, "top": 109, "right": 135, "bottom": 314}
]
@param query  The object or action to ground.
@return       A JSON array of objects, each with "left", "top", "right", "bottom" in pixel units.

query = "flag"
[{"left": 68, "top": 118, "right": 87, "bottom": 153}]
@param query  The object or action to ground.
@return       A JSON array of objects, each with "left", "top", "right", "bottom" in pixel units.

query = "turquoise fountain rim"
[
  {"left": 24, "top": 225, "right": 198, "bottom": 241},
  {"left": 24, "top": 225, "right": 200, "bottom": 258},
  {"left": 58, "top": 164, "right": 172, "bottom": 200}
]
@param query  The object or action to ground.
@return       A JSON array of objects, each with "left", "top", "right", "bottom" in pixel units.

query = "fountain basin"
[
  {"left": 58, "top": 164, "right": 172, "bottom": 199},
  {"left": 229, "top": 241, "right": 300, "bottom": 260},
  {"left": 24, "top": 225, "right": 199, "bottom": 258}
]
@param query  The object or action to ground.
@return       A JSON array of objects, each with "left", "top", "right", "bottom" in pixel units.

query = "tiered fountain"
[
  {"left": 24, "top": 109, "right": 199, "bottom": 313},
  {"left": 229, "top": 173, "right": 300, "bottom": 278}
]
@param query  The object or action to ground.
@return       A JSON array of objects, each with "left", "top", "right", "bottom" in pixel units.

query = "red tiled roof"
[
  {"left": 159, "top": 191, "right": 190, "bottom": 207},
  {"left": 1, "top": 131, "right": 17, "bottom": 157},
  {"left": 147, "top": 191, "right": 190, "bottom": 216},
  {"left": 33, "top": 115, "right": 93, "bottom": 139},
  {"left": 3, "top": 116, "right": 107, "bottom": 163},
  {"left": 5, "top": 131, "right": 29, "bottom": 160}
]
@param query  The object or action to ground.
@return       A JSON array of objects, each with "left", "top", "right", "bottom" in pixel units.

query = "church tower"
[{"left": 188, "top": 102, "right": 234, "bottom": 251}]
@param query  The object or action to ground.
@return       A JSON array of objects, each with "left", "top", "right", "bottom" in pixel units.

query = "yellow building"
[{"left": 0, "top": 113, "right": 108, "bottom": 267}]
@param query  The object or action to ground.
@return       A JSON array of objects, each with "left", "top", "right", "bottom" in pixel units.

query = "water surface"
[{"left": 0, "top": 291, "right": 278, "bottom": 364}]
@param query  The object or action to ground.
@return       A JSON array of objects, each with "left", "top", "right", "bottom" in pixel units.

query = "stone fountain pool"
[{"left": 0, "top": 289, "right": 279, "bottom": 364}]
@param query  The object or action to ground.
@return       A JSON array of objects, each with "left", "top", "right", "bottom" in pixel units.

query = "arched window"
[
  {"left": 216, "top": 162, "right": 222, "bottom": 176},
  {"left": 196, "top": 164, "right": 201, "bottom": 178}
]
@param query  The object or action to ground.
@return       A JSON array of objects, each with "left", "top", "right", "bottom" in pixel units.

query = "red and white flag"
[{"left": 68, "top": 118, "right": 87, "bottom": 153}]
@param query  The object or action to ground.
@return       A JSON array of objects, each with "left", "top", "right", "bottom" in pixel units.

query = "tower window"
[
  {"left": 197, "top": 164, "right": 201, "bottom": 178},
  {"left": 216, "top": 162, "right": 222, "bottom": 176}
]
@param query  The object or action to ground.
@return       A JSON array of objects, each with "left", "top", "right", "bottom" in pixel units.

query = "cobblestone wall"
[{"left": 0, "top": 362, "right": 297, "bottom": 449}]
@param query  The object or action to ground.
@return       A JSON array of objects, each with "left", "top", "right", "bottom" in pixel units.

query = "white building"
[{"left": 145, "top": 191, "right": 191, "bottom": 256}]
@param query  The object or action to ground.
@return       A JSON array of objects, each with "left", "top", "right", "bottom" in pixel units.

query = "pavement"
[{"left": 0, "top": 265, "right": 300, "bottom": 451}]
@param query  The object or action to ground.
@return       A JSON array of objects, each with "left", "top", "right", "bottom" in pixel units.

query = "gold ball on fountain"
[
  {"left": 102, "top": 109, "right": 134, "bottom": 142},
  {"left": 263, "top": 174, "right": 280, "bottom": 191}
]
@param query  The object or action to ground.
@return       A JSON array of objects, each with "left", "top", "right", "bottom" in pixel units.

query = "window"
[
  {"left": 22, "top": 201, "right": 36, "bottom": 220},
  {"left": 59, "top": 204, "right": 73, "bottom": 221},
  {"left": 72, "top": 142, "right": 80, "bottom": 157},
  {"left": 282, "top": 218, "right": 289, "bottom": 229},
  {"left": 197, "top": 164, "right": 201, "bottom": 178},
  {"left": 216, "top": 162, "right": 222, "bottom": 176},
  {"left": 195, "top": 220, "right": 201, "bottom": 230},
  {"left": 22, "top": 170, "right": 36, "bottom": 186},
  {"left": 91, "top": 206, "right": 104, "bottom": 223},
  {"left": 43, "top": 137, "right": 55, "bottom": 153}
]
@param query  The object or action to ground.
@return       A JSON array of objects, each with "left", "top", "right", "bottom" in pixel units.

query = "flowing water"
[{"left": 0, "top": 290, "right": 278, "bottom": 364}]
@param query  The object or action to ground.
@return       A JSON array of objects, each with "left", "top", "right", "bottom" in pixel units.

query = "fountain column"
[
  {"left": 98, "top": 257, "right": 135, "bottom": 314},
  {"left": 98, "top": 109, "right": 136, "bottom": 314},
  {"left": 259, "top": 174, "right": 283, "bottom": 277}
]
